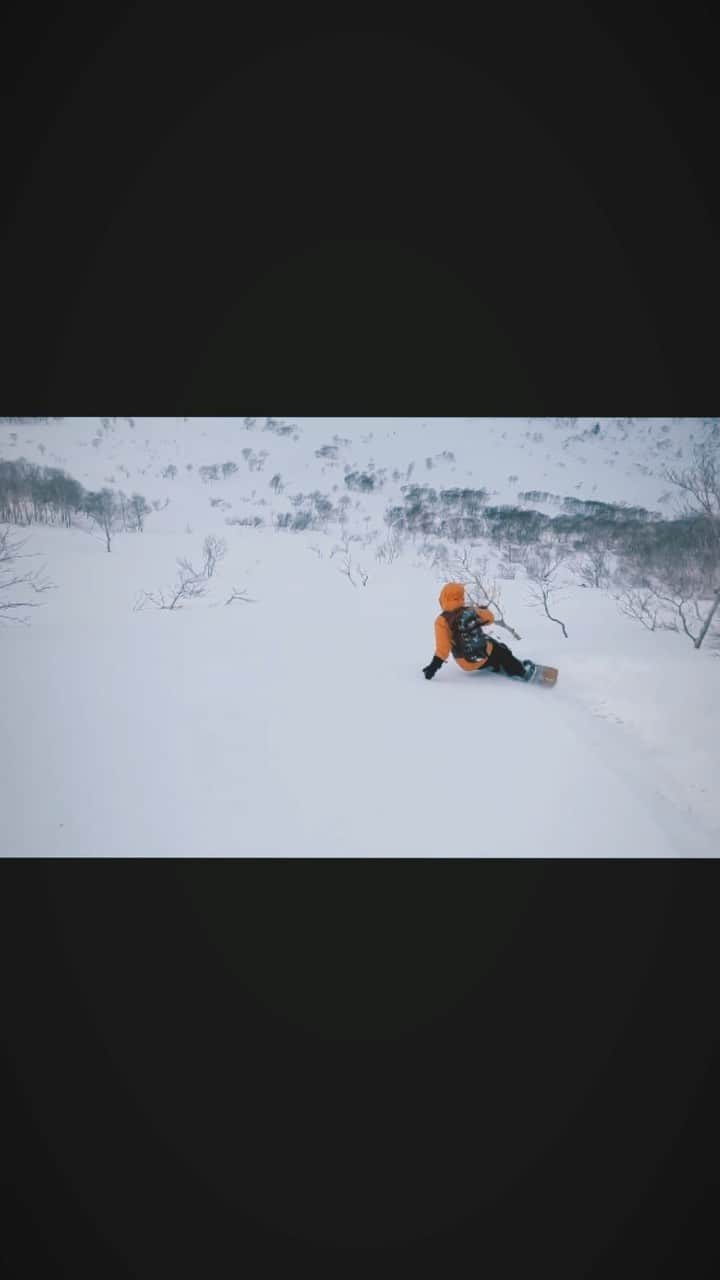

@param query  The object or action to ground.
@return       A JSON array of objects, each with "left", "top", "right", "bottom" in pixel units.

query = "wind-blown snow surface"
[{"left": 1, "top": 417, "right": 719, "bottom": 856}]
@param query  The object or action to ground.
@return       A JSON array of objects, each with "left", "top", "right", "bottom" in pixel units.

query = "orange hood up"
[{"left": 438, "top": 582, "right": 466, "bottom": 611}]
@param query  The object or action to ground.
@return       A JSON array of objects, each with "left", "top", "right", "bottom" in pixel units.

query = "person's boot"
[{"left": 522, "top": 659, "right": 536, "bottom": 681}]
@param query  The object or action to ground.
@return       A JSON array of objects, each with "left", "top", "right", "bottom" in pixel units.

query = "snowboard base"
[{"left": 528, "top": 663, "right": 558, "bottom": 687}]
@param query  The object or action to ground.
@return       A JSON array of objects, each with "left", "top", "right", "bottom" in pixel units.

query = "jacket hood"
[{"left": 439, "top": 582, "right": 466, "bottom": 611}]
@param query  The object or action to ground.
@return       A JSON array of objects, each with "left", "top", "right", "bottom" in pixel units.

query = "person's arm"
[
  {"left": 423, "top": 616, "right": 451, "bottom": 679},
  {"left": 474, "top": 605, "right": 495, "bottom": 625}
]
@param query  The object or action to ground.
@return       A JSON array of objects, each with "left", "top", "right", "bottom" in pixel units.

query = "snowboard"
[{"left": 527, "top": 662, "right": 558, "bottom": 687}]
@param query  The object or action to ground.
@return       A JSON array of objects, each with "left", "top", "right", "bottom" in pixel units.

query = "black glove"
[{"left": 422, "top": 655, "right": 444, "bottom": 680}]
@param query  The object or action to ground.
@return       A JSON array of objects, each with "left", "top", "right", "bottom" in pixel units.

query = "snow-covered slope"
[
  {"left": 1, "top": 415, "right": 711, "bottom": 532},
  {"left": 1, "top": 417, "right": 718, "bottom": 857}
]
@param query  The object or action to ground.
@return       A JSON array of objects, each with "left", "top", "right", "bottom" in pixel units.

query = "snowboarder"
[{"left": 422, "top": 582, "right": 536, "bottom": 681}]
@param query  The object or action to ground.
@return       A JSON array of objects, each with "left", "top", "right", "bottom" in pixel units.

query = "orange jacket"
[{"left": 434, "top": 582, "right": 495, "bottom": 671}]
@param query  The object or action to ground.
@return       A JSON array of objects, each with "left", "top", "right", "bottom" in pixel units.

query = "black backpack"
[{"left": 443, "top": 607, "right": 490, "bottom": 661}]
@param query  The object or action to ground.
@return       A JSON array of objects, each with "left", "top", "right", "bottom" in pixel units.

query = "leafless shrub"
[
  {"left": 338, "top": 548, "right": 357, "bottom": 586},
  {"left": 375, "top": 531, "right": 404, "bottom": 563},
  {"left": 0, "top": 526, "right": 55, "bottom": 624},
  {"left": 137, "top": 579, "right": 205, "bottom": 613},
  {"left": 135, "top": 534, "right": 233, "bottom": 612},
  {"left": 333, "top": 537, "right": 368, "bottom": 587},
  {"left": 226, "top": 515, "right": 264, "bottom": 528},
  {"left": 135, "top": 556, "right": 208, "bottom": 611},
  {"left": 225, "top": 587, "right": 255, "bottom": 605}
]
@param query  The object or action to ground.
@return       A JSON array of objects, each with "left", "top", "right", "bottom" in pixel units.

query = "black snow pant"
[{"left": 483, "top": 640, "right": 525, "bottom": 678}]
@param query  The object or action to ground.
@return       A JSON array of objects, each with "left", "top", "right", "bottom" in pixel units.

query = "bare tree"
[
  {"left": 117, "top": 491, "right": 132, "bottom": 532},
  {"left": 375, "top": 531, "right": 403, "bottom": 563},
  {"left": 521, "top": 544, "right": 570, "bottom": 639},
  {"left": 613, "top": 553, "right": 720, "bottom": 648},
  {"left": 665, "top": 438, "right": 720, "bottom": 532},
  {"left": 613, "top": 437, "right": 720, "bottom": 649},
  {"left": 130, "top": 493, "right": 152, "bottom": 531},
  {"left": 615, "top": 588, "right": 662, "bottom": 632},
  {"left": 84, "top": 488, "right": 121, "bottom": 552},
  {"left": 202, "top": 535, "right": 227, "bottom": 579},
  {"left": 497, "top": 535, "right": 524, "bottom": 573},
  {"left": 0, "top": 526, "right": 55, "bottom": 623},
  {"left": 648, "top": 581, "right": 720, "bottom": 645},
  {"left": 665, "top": 437, "right": 720, "bottom": 648},
  {"left": 695, "top": 587, "right": 720, "bottom": 649},
  {"left": 439, "top": 546, "right": 522, "bottom": 640},
  {"left": 572, "top": 539, "right": 612, "bottom": 589}
]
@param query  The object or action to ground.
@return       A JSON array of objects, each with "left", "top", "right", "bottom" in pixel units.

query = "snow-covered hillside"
[
  {"left": 1, "top": 417, "right": 718, "bottom": 857},
  {"left": 1, "top": 416, "right": 712, "bottom": 530}
]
